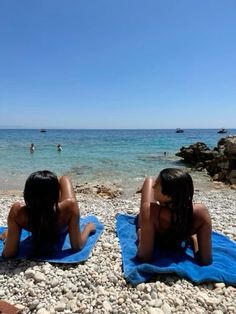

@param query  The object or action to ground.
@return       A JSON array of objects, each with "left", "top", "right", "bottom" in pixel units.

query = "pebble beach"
[{"left": 0, "top": 184, "right": 236, "bottom": 313}]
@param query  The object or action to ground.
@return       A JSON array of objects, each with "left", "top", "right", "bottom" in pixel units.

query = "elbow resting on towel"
[
  {"left": 71, "top": 243, "right": 83, "bottom": 252},
  {"left": 2, "top": 247, "right": 17, "bottom": 259},
  {"left": 195, "top": 251, "right": 212, "bottom": 266},
  {"left": 137, "top": 248, "right": 153, "bottom": 262},
  {"left": 137, "top": 254, "right": 153, "bottom": 263}
]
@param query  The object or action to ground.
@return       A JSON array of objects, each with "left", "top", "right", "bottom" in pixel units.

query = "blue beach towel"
[
  {"left": 116, "top": 213, "right": 236, "bottom": 286},
  {"left": 0, "top": 216, "right": 103, "bottom": 263}
]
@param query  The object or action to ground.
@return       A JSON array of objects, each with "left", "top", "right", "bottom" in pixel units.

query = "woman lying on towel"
[
  {"left": 137, "top": 168, "right": 212, "bottom": 265},
  {"left": 0, "top": 170, "right": 96, "bottom": 258}
]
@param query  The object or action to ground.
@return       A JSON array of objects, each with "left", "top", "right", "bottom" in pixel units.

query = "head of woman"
[
  {"left": 154, "top": 168, "right": 194, "bottom": 245},
  {"left": 24, "top": 170, "right": 60, "bottom": 254}
]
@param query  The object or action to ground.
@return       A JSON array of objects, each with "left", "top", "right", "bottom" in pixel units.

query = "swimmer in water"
[
  {"left": 30, "top": 143, "right": 35, "bottom": 153},
  {"left": 57, "top": 144, "right": 63, "bottom": 152}
]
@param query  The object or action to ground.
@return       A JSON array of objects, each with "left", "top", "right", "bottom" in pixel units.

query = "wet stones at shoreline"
[{"left": 74, "top": 183, "right": 123, "bottom": 199}]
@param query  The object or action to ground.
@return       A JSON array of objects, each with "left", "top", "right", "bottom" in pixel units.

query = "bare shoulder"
[
  {"left": 9, "top": 201, "right": 25, "bottom": 218},
  {"left": 192, "top": 203, "right": 211, "bottom": 231},
  {"left": 58, "top": 198, "right": 78, "bottom": 218},
  {"left": 8, "top": 201, "right": 29, "bottom": 227},
  {"left": 193, "top": 203, "right": 210, "bottom": 218},
  {"left": 59, "top": 198, "right": 76, "bottom": 210}
]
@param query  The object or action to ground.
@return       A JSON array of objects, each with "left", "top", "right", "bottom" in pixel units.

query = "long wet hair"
[
  {"left": 24, "top": 170, "right": 60, "bottom": 255},
  {"left": 157, "top": 168, "right": 194, "bottom": 248}
]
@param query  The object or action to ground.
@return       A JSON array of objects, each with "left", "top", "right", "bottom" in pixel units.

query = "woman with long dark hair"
[
  {"left": 1, "top": 170, "right": 96, "bottom": 258},
  {"left": 137, "top": 168, "right": 212, "bottom": 265}
]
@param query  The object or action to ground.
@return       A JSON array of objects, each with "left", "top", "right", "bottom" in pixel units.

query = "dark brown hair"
[
  {"left": 158, "top": 168, "right": 194, "bottom": 248},
  {"left": 24, "top": 170, "right": 60, "bottom": 255}
]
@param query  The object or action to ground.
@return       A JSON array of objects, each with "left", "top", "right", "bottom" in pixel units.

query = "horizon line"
[{"left": 0, "top": 127, "right": 235, "bottom": 130}]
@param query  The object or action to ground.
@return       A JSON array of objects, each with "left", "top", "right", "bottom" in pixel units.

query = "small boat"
[
  {"left": 217, "top": 128, "right": 227, "bottom": 134},
  {"left": 40, "top": 129, "right": 46, "bottom": 133},
  {"left": 176, "top": 128, "right": 184, "bottom": 133}
]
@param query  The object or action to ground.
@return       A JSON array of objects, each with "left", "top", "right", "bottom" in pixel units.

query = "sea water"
[{"left": 0, "top": 129, "right": 235, "bottom": 193}]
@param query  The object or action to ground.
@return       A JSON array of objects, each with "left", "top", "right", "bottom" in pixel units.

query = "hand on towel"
[
  {"left": 86, "top": 222, "right": 96, "bottom": 234},
  {"left": 0, "top": 230, "right": 8, "bottom": 241}
]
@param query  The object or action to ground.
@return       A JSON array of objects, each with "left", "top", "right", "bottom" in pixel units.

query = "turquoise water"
[{"left": 0, "top": 129, "right": 235, "bottom": 192}]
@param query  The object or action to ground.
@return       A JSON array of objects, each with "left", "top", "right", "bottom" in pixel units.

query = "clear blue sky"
[{"left": 0, "top": 0, "right": 235, "bottom": 129}]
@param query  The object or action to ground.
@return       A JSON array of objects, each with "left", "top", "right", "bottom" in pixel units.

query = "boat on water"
[
  {"left": 217, "top": 128, "right": 227, "bottom": 134},
  {"left": 40, "top": 129, "right": 46, "bottom": 133},
  {"left": 176, "top": 128, "right": 184, "bottom": 133}
]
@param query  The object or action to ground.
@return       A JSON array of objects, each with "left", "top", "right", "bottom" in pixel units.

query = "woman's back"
[
  {"left": 11, "top": 199, "right": 73, "bottom": 234},
  {"left": 1, "top": 171, "right": 96, "bottom": 258},
  {"left": 137, "top": 168, "right": 212, "bottom": 265},
  {"left": 151, "top": 201, "right": 210, "bottom": 250}
]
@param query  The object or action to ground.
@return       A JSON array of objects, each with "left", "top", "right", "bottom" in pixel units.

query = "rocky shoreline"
[
  {"left": 0, "top": 186, "right": 236, "bottom": 313},
  {"left": 176, "top": 135, "right": 236, "bottom": 186}
]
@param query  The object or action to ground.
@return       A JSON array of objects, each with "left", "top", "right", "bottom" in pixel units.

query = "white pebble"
[
  {"left": 25, "top": 269, "right": 35, "bottom": 278},
  {"left": 54, "top": 302, "right": 66, "bottom": 312},
  {"left": 103, "top": 300, "right": 113, "bottom": 312},
  {"left": 161, "top": 303, "right": 172, "bottom": 314},
  {"left": 34, "top": 271, "right": 46, "bottom": 282},
  {"left": 36, "top": 309, "right": 50, "bottom": 314},
  {"left": 148, "top": 308, "right": 164, "bottom": 314}
]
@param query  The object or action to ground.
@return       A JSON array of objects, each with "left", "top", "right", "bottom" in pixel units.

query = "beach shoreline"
[
  {"left": 0, "top": 166, "right": 232, "bottom": 198},
  {"left": 0, "top": 181, "right": 236, "bottom": 313}
]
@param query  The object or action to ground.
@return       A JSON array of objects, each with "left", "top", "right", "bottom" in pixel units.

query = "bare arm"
[
  {"left": 2, "top": 203, "right": 22, "bottom": 258},
  {"left": 192, "top": 204, "right": 212, "bottom": 265},
  {"left": 138, "top": 177, "right": 156, "bottom": 227},
  {"left": 137, "top": 203, "right": 156, "bottom": 262},
  {"left": 137, "top": 177, "right": 156, "bottom": 261},
  {"left": 59, "top": 176, "right": 96, "bottom": 250},
  {"left": 67, "top": 200, "right": 96, "bottom": 250},
  {"left": 59, "top": 175, "right": 77, "bottom": 202}
]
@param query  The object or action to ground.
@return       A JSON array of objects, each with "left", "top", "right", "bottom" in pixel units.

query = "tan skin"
[
  {"left": 137, "top": 177, "right": 212, "bottom": 265},
  {"left": 0, "top": 176, "right": 96, "bottom": 258}
]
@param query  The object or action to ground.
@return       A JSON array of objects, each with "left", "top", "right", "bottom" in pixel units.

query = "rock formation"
[{"left": 176, "top": 135, "right": 236, "bottom": 185}]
